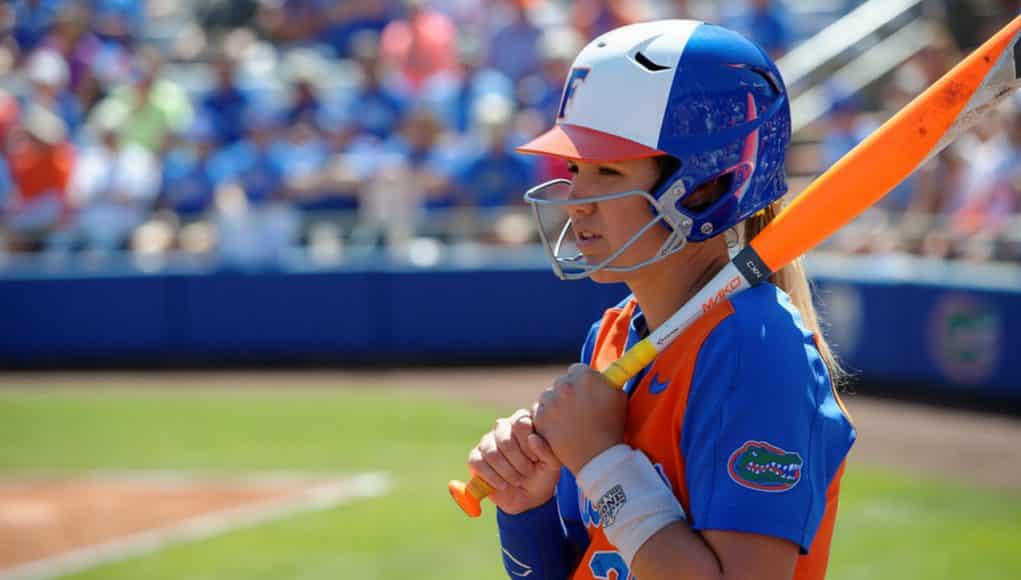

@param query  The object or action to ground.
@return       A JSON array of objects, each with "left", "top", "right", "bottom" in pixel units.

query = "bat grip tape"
[{"left": 732, "top": 246, "right": 773, "bottom": 286}]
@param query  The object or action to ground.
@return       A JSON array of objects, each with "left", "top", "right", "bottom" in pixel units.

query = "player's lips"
[{"left": 574, "top": 228, "right": 603, "bottom": 250}]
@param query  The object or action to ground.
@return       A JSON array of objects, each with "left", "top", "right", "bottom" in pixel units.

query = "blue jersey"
[{"left": 498, "top": 283, "right": 856, "bottom": 579}]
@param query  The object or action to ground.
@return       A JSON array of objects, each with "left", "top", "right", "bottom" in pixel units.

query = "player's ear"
[{"left": 681, "top": 174, "right": 732, "bottom": 213}]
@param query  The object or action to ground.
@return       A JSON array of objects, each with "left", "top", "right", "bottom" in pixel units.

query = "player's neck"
[{"left": 627, "top": 239, "right": 729, "bottom": 334}]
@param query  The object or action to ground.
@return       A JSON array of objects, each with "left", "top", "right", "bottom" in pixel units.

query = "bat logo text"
[
  {"left": 702, "top": 276, "right": 742, "bottom": 313},
  {"left": 744, "top": 259, "right": 763, "bottom": 281}
]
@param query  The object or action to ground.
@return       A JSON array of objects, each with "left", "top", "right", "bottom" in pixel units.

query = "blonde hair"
[{"left": 743, "top": 201, "right": 844, "bottom": 386}]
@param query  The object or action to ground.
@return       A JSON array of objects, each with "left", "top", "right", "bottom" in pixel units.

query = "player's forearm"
[
  {"left": 632, "top": 525, "right": 799, "bottom": 580},
  {"left": 629, "top": 522, "right": 723, "bottom": 580}
]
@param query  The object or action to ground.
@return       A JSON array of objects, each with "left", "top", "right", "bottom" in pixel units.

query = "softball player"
[{"left": 466, "top": 19, "right": 856, "bottom": 580}]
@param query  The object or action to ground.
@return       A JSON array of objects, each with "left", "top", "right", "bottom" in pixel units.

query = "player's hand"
[
  {"left": 532, "top": 363, "right": 628, "bottom": 475},
  {"left": 467, "top": 408, "right": 563, "bottom": 515}
]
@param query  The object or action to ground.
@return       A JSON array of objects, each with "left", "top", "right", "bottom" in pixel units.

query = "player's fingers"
[
  {"left": 509, "top": 408, "right": 532, "bottom": 423},
  {"left": 510, "top": 413, "right": 540, "bottom": 462},
  {"left": 567, "top": 362, "right": 591, "bottom": 377},
  {"left": 552, "top": 373, "right": 573, "bottom": 389},
  {"left": 478, "top": 426, "right": 529, "bottom": 485},
  {"left": 528, "top": 433, "right": 561, "bottom": 467},
  {"left": 551, "top": 375, "right": 576, "bottom": 399},
  {"left": 532, "top": 390, "right": 555, "bottom": 433},
  {"left": 487, "top": 444, "right": 529, "bottom": 485},
  {"left": 495, "top": 416, "right": 536, "bottom": 474},
  {"left": 497, "top": 433, "right": 535, "bottom": 478},
  {"left": 538, "top": 385, "right": 559, "bottom": 407},
  {"left": 467, "top": 444, "right": 508, "bottom": 491}
]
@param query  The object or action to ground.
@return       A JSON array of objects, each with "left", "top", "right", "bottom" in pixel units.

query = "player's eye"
[
  {"left": 598, "top": 166, "right": 623, "bottom": 176},
  {"left": 566, "top": 162, "right": 579, "bottom": 174}
]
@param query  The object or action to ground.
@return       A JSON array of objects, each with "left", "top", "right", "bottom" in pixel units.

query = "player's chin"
[{"left": 588, "top": 264, "right": 631, "bottom": 284}]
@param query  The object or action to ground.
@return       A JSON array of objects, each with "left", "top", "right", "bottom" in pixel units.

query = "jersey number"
[{"left": 589, "top": 551, "right": 633, "bottom": 580}]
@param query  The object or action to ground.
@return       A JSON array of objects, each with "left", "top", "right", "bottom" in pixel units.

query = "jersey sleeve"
[
  {"left": 680, "top": 285, "right": 856, "bottom": 553},
  {"left": 497, "top": 499, "right": 578, "bottom": 579},
  {"left": 494, "top": 321, "right": 602, "bottom": 578}
]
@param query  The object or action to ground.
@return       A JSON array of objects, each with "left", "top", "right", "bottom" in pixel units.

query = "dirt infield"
[
  {"left": 0, "top": 475, "right": 297, "bottom": 569},
  {"left": 0, "top": 472, "right": 389, "bottom": 578}
]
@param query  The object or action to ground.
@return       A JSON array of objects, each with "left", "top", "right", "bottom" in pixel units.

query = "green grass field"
[{"left": 2, "top": 386, "right": 1020, "bottom": 579}]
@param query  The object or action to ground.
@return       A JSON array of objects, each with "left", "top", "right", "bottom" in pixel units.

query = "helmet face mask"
[
  {"left": 518, "top": 19, "right": 792, "bottom": 281},
  {"left": 524, "top": 178, "right": 693, "bottom": 280}
]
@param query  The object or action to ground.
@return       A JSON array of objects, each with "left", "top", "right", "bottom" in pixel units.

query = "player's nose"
[{"left": 565, "top": 186, "right": 597, "bottom": 216}]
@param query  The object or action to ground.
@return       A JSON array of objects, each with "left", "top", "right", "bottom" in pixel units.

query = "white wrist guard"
[{"left": 576, "top": 444, "right": 686, "bottom": 565}]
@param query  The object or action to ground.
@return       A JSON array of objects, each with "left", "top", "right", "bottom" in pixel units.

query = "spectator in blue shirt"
[
  {"left": 380, "top": 105, "right": 458, "bottom": 211},
  {"left": 0, "top": 156, "right": 12, "bottom": 213},
  {"left": 454, "top": 94, "right": 534, "bottom": 209},
  {"left": 208, "top": 107, "right": 301, "bottom": 268},
  {"left": 723, "top": 0, "right": 796, "bottom": 59},
  {"left": 819, "top": 86, "right": 912, "bottom": 214},
  {"left": 159, "top": 116, "right": 218, "bottom": 218},
  {"left": 318, "top": 0, "right": 397, "bottom": 58},
  {"left": 486, "top": 0, "right": 543, "bottom": 83},
  {"left": 517, "top": 26, "right": 583, "bottom": 129},
  {"left": 349, "top": 111, "right": 457, "bottom": 248},
  {"left": 424, "top": 33, "right": 514, "bottom": 134},
  {"left": 201, "top": 52, "right": 250, "bottom": 146},
  {"left": 270, "top": 118, "right": 331, "bottom": 208},
  {"left": 283, "top": 56, "right": 325, "bottom": 128},
  {"left": 209, "top": 107, "right": 285, "bottom": 205},
  {"left": 346, "top": 30, "right": 409, "bottom": 141},
  {"left": 10, "top": 0, "right": 66, "bottom": 53},
  {"left": 91, "top": 0, "right": 146, "bottom": 45},
  {"left": 819, "top": 88, "right": 870, "bottom": 169},
  {"left": 286, "top": 107, "right": 363, "bottom": 212}
]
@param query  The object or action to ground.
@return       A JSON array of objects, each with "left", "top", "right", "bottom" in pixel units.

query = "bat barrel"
[{"left": 752, "top": 14, "right": 1021, "bottom": 273}]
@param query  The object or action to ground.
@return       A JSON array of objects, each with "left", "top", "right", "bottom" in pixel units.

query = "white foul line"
[{"left": 0, "top": 472, "right": 392, "bottom": 580}]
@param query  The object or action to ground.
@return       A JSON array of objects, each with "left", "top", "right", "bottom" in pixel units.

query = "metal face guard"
[{"left": 523, "top": 178, "right": 694, "bottom": 280}]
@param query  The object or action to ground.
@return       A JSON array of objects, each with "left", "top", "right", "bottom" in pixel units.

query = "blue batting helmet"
[{"left": 518, "top": 19, "right": 791, "bottom": 279}]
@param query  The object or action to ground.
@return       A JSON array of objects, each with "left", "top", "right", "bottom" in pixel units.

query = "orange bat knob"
[{"left": 449, "top": 477, "right": 495, "bottom": 517}]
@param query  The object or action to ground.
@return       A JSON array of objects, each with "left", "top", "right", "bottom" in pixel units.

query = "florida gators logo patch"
[{"left": 728, "top": 441, "right": 803, "bottom": 492}]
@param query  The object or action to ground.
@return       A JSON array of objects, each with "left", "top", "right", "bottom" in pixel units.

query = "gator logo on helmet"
[{"left": 727, "top": 440, "right": 803, "bottom": 492}]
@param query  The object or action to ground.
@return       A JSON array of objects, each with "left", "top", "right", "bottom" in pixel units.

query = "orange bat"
[{"left": 450, "top": 14, "right": 1021, "bottom": 518}]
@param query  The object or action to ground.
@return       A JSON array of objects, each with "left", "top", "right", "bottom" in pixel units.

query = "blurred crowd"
[
  {"left": 0, "top": 0, "right": 1017, "bottom": 269},
  {"left": 817, "top": 16, "right": 1021, "bottom": 264}
]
